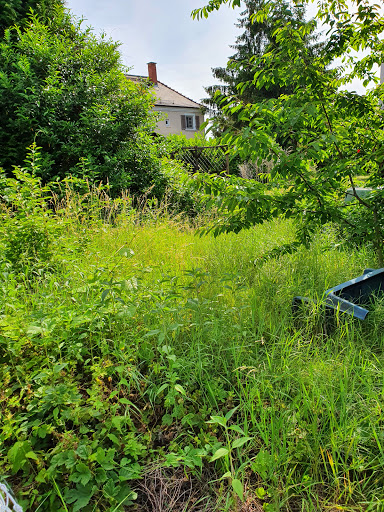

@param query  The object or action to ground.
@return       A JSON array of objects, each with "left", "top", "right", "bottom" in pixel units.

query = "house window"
[
  {"left": 185, "top": 115, "right": 194, "bottom": 129},
  {"left": 181, "top": 114, "right": 201, "bottom": 131}
]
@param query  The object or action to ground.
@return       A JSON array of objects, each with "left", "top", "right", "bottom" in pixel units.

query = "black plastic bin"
[{"left": 293, "top": 268, "right": 384, "bottom": 320}]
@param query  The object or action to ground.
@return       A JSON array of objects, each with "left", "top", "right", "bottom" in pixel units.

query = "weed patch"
[{"left": 0, "top": 175, "right": 382, "bottom": 511}]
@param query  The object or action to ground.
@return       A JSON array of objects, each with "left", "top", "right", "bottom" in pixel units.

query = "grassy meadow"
[{"left": 1, "top": 184, "right": 384, "bottom": 512}]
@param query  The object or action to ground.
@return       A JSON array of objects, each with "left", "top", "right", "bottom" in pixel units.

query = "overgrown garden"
[{"left": 1, "top": 0, "right": 384, "bottom": 510}]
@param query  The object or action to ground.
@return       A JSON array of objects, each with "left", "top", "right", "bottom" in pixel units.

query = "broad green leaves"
[
  {"left": 232, "top": 478, "right": 244, "bottom": 500},
  {"left": 192, "top": 0, "right": 384, "bottom": 263},
  {"left": 210, "top": 447, "right": 230, "bottom": 462},
  {"left": 65, "top": 484, "right": 97, "bottom": 512},
  {"left": 7, "top": 441, "right": 33, "bottom": 473},
  {"left": 191, "top": 0, "right": 241, "bottom": 20},
  {"left": 232, "top": 436, "right": 253, "bottom": 449}
]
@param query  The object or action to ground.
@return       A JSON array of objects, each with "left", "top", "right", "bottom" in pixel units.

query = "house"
[{"left": 126, "top": 63, "right": 204, "bottom": 139}]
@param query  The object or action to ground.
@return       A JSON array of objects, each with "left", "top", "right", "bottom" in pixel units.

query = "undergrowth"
[{"left": 1, "top": 156, "right": 383, "bottom": 512}]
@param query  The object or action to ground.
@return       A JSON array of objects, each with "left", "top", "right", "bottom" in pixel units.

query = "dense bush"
[
  {"left": 0, "top": 7, "right": 162, "bottom": 195},
  {"left": 192, "top": 0, "right": 384, "bottom": 266},
  {"left": 0, "top": 0, "right": 63, "bottom": 37},
  {"left": 0, "top": 146, "right": 69, "bottom": 275}
]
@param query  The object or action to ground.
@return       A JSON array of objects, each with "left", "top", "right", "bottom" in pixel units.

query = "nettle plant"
[{"left": 192, "top": 0, "right": 384, "bottom": 265}]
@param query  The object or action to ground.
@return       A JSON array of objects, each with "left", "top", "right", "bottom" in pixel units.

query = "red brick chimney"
[{"left": 147, "top": 62, "right": 158, "bottom": 84}]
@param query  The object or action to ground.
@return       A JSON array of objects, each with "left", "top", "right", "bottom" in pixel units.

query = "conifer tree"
[{"left": 203, "top": 0, "right": 319, "bottom": 135}]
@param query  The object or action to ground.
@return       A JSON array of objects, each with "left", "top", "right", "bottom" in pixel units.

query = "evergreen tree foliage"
[
  {"left": 0, "top": 7, "right": 162, "bottom": 194},
  {"left": 203, "top": 0, "right": 320, "bottom": 135}
]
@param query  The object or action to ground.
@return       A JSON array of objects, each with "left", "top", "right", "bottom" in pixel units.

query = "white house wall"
[{"left": 153, "top": 106, "right": 203, "bottom": 138}]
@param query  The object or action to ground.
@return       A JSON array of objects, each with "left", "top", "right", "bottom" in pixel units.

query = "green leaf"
[
  {"left": 232, "top": 436, "right": 253, "bottom": 449},
  {"left": 95, "top": 467, "right": 107, "bottom": 484},
  {"left": 103, "top": 479, "right": 119, "bottom": 498},
  {"left": 162, "top": 413, "right": 173, "bottom": 426},
  {"left": 112, "top": 487, "right": 138, "bottom": 510},
  {"left": 228, "top": 425, "right": 245, "bottom": 435},
  {"left": 118, "top": 247, "right": 134, "bottom": 257},
  {"left": 65, "top": 484, "right": 96, "bottom": 512},
  {"left": 251, "top": 450, "right": 274, "bottom": 480},
  {"left": 8, "top": 440, "right": 32, "bottom": 473},
  {"left": 107, "top": 433, "right": 120, "bottom": 445},
  {"left": 210, "top": 447, "right": 229, "bottom": 462},
  {"left": 232, "top": 478, "right": 244, "bottom": 501},
  {"left": 255, "top": 486, "right": 267, "bottom": 499},
  {"left": 35, "top": 468, "right": 48, "bottom": 483},
  {"left": 76, "top": 444, "right": 90, "bottom": 460},
  {"left": 207, "top": 415, "right": 227, "bottom": 427},
  {"left": 26, "top": 324, "right": 44, "bottom": 335},
  {"left": 118, "top": 464, "right": 141, "bottom": 481},
  {"left": 156, "top": 383, "right": 168, "bottom": 396},
  {"left": 225, "top": 406, "right": 238, "bottom": 421},
  {"left": 174, "top": 384, "right": 186, "bottom": 395},
  {"left": 95, "top": 447, "right": 116, "bottom": 470},
  {"left": 73, "top": 462, "right": 92, "bottom": 486},
  {"left": 25, "top": 451, "right": 39, "bottom": 461},
  {"left": 111, "top": 416, "right": 124, "bottom": 433},
  {"left": 144, "top": 329, "right": 161, "bottom": 337},
  {"left": 101, "top": 289, "right": 110, "bottom": 302}
]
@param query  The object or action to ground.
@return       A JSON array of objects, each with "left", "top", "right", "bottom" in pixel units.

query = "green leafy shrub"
[
  {"left": 0, "top": 0, "right": 64, "bottom": 37},
  {"left": 191, "top": 0, "right": 384, "bottom": 265},
  {"left": 165, "top": 132, "right": 216, "bottom": 152},
  {"left": 340, "top": 194, "right": 384, "bottom": 254},
  {"left": 0, "top": 145, "right": 67, "bottom": 274},
  {"left": 152, "top": 158, "right": 204, "bottom": 215},
  {"left": 0, "top": 7, "right": 159, "bottom": 195}
]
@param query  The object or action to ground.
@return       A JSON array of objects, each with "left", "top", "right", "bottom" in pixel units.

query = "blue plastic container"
[{"left": 293, "top": 268, "right": 384, "bottom": 320}]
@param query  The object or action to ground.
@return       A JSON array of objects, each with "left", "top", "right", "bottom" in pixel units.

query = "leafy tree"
[
  {"left": 0, "top": 0, "right": 63, "bottom": 37},
  {"left": 192, "top": 0, "right": 384, "bottom": 265},
  {"left": 202, "top": 0, "right": 321, "bottom": 136},
  {"left": 0, "top": 7, "right": 162, "bottom": 194}
]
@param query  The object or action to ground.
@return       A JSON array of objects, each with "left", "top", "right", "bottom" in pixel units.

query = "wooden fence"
[{"left": 170, "top": 145, "right": 229, "bottom": 174}]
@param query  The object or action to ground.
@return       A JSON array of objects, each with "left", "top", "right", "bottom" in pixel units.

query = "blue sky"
[{"left": 64, "top": 0, "right": 243, "bottom": 104}]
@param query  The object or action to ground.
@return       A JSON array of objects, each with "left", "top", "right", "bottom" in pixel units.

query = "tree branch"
[
  {"left": 320, "top": 101, "right": 344, "bottom": 159},
  {"left": 347, "top": 173, "right": 371, "bottom": 209}
]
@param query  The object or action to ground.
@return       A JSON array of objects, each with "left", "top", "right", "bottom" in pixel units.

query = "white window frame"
[{"left": 185, "top": 114, "right": 195, "bottom": 130}]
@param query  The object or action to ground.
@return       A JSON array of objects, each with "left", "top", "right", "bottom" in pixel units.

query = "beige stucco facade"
[
  {"left": 126, "top": 64, "right": 204, "bottom": 139},
  {"left": 153, "top": 106, "right": 203, "bottom": 138}
]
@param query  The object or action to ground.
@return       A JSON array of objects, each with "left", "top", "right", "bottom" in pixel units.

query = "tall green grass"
[{"left": 0, "top": 181, "right": 383, "bottom": 511}]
